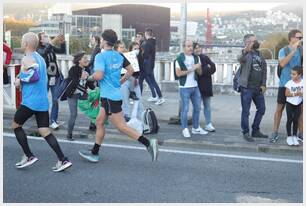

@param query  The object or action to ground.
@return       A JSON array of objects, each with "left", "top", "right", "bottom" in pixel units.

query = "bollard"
[{"left": 15, "top": 64, "right": 22, "bottom": 109}]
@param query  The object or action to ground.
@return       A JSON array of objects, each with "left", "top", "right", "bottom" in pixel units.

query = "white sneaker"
[
  {"left": 15, "top": 155, "right": 38, "bottom": 169},
  {"left": 155, "top": 98, "right": 166, "bottom": 105},
  {"left": 52, "top": 159, "right": 72, "bottom": 172},
  {"left": 192, "top": 127, "right": 208, "bottom": 135},
  {"left": 286, "top": 136, "right": 294, "bottom": 146},
  {"left": 182, "top": 128, "right": 191, "bottom": 138},
  {"left": 204, "top": 123, "right": 215, "bottom": 132},
  {"left": 50, "top": 122, "right": 60, "bottom": 130},
  {"left": 147, "top": 97, "right": 158, "bottom": 102},
  {"left": 292, "top": 136, "right": 300, "bottom": 146}
]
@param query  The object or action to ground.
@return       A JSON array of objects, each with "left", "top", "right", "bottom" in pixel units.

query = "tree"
[
  {"left": 69, "top": 36, "right": 93, "bottom": 55},
  {"left": 4, "top": 17, "right": 37, "bottom": 37},
  {"left": 260, "top": 32, "right": 289, "bottom": 59}
]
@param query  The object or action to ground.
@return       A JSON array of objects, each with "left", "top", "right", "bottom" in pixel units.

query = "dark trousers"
[
  {"left": 139, "top": 59, "right": 162, "bottom": 99},
  {"left": 286, "top": 102, "right": 302, "bottom": 136},
  {"left": 3, "top": 66, "right": 9, "bottom": 84},
  {"left": 240, "top": 87, "right": 266, "bottom": 134}
]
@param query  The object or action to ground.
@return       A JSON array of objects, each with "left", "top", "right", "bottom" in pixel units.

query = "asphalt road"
[{"left": 3, "top": 134, "right": 303, "bottom": 203}]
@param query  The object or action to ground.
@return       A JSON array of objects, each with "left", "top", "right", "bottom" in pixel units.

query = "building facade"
[{"left": 73, "top": 4, "right": 170, "bottom": 52}]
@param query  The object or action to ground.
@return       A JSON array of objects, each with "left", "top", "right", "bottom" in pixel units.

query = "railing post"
[
  {"left": 164, "top": 61, "right": 170, "bottom": 81},
  {"left": 226, "top": 63, "right": 233, "bottom": 84},
  {"left": 216, "top": 63, "right": 224, "bottom": 84},
  {"left": 170, "top": 61, "right": 175, "bottom": 81}
]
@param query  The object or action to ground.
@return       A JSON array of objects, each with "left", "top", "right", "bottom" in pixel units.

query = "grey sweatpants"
[{"left": 67, "top": 93, "right": 81, "bottom": 135}]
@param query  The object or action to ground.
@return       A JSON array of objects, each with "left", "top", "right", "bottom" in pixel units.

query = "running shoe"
[
  {"left": 204, "top": 123, "right": 215, "bottom": 132},
  {"left": 50, "top": 122, "right": 60, "bottom": 130},
  {"left": 182, "top": 128, "right": 191, "bottom": 138},
  {"left": 269, "top": 132, "right": 279, "bottom": 143},
  {"left": 147, "top": 139, "right": 159, "bottom": 162},
  {"left": 52, "top": 159, "right": 72, "bottom": 172},
  {"left": 286, "top": 136, "right": 294, "bottom": 146},
  {"left": 15, "top": 155, "right": 38, "bottom": 169},
  {"left": 79, "top": 150, "right": 100, "bottom": 163},
  {"left": 147, "top": 97, "right": 158, "bottom": 102},
  {"left": 292, "top": 136, "right": 300, "bottom": 146},
  {"left": 155, "top": 98, "right": 166, "bottom": 105},
  {"left": 192, "top": 127, "right": 208, "bottom": 135}
]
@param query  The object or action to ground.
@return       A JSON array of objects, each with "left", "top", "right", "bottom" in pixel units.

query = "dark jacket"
[
  {"left": 37, "top": 43, "right": 66, "bottom": 79},
  {"left": 141, "top": 38, "right": 156, "bottom": 72},
  {"left": 237, "top": 50, "right": 267, "bottom": 88},
  {"left": 197, "top": 54, "right": 216, "bottom": 97},
  {"left": 64, "top": 65, "right": 95, "bottom": 99},
  {"left": 88, "top": 45, "right": 101, "bottom": 74}
]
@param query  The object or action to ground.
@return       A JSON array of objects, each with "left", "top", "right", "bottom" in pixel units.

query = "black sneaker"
[
  {"left": 66, "top": 134, "right": 74, "bottom": 141},
  {"left": 89, "top": 122, "right": 96, "bottom": 131},
  {"left": 269, "top": 132, "right": 279, "bottom": 143},
  {"left": 297, "top": 133, "right": 303, "bottom": 142},
  {"left": 252, "top": 130, "right": 268, "bottom": 138},
  {"left": 243, "top": 133, "right": 255, "bottom": 142},
  {"left": 129, "top": 91, "right": 139, "bottom": 100}
]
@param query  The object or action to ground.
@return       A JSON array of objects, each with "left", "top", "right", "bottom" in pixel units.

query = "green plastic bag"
[{"left": 78, "top": 88, "right": 108, "bottom": 125}]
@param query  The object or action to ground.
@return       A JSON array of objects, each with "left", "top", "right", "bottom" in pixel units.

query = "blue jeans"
[
  {"left": 121, "top": 78, "right": 144, "bottom": 120},
  {"left": 202, "top": 96, "right": 212, "bottom": 125},
  {"left": 48, "top": 77, "right": 60, "bottom": 123},
  {"left": 139, "top": 60, "right": 162, "bottom": 98},
  {"left": 240, "top": 87, "right": 266, "bottom": 134},
  {"left": 180, "top": 87, "right": 201, "bottom": 129}
]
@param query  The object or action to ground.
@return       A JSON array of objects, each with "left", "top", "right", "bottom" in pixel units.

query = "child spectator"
[{"left": 285, "top": 66, "right": 303, "bottom": 146}]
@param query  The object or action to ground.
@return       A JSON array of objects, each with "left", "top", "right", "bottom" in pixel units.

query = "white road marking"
[{"left": 3, "top": 132, "right": 303, "bottom": 164}]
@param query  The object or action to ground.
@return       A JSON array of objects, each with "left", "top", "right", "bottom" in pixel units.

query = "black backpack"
[
  {"left": 142, "top": 108, "right": 159, "bottom": 134},
  {"left": 233, "top": 66, "right": 242, "bottom": 92}
]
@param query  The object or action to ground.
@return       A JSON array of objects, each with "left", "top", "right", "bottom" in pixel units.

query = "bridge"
[{"left": 4, "top": 53, "right": 280, "bottom": 110}]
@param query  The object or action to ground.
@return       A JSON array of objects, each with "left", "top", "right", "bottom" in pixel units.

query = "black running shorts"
[
  {"left": 277, "top": 87, "right": 286, "bottom": 105},
  {"left": 14, "top": 105, "right": 49, "bottom": 128},
  {"left": 100, "top": 98, "right": 122, "bottom": 116}
]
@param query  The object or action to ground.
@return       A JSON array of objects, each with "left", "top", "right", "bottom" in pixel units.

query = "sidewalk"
[{"left": 3, "top": 91, "right": 302, "bottom": 155}]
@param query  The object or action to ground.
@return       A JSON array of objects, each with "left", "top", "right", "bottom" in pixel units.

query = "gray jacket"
[{"left": 237, "top": 50, "right": 267, "bottom": 88}]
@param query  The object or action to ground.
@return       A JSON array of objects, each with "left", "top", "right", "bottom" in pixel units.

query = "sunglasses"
[{"left": 295, "top": 37, "right": 303, "bottom": 40}]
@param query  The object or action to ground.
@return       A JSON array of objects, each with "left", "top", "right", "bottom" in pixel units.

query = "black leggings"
[{"left": 286, "top": 102, "right": 302, "bottom": 136}]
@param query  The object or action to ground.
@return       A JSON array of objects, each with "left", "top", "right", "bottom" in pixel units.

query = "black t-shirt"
[{"left": 248, "top": 52, "right": 263, "bottom": 88}]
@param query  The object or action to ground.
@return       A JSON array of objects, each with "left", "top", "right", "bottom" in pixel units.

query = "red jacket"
[{"left": 3, "top": 43, "right": 12, "bottom": 65}]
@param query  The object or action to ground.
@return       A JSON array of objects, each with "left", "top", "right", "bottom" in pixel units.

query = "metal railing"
[{"left": 4, "top": 54, "right": 279, "bottom": 109}]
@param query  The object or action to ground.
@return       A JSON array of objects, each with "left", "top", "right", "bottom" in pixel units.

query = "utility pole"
[{"left": 180, "top": 2, "right": 187, "bottom": 53}]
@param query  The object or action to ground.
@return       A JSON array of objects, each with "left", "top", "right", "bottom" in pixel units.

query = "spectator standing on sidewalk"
[
  {"left": 37, "top": 32, "right": 66, "bottom": 130},
  {"left": 3, "top": 41, "right": 12, "bottom": 87},
  {"left": 119, "top": 41, "right": 144, "bottom": 121},
  {"left": 139, "top": 28, "right": 165, "bottom": 105},
  {"left": 284, "top": 66, "right": 303, "bottom": 146},
  {"left": 62, "top": 52, "right": 95, "bottom": 141},
  {"left": 12, "top": 32, "right": 72, "bottom": 172},
  {"left": 174, "top": 40, "right": 208, "bottom": 138},
  {"left": 270, "top": 29, "right": 303, "bottom": 143},
  {"left": 87, "top": 35, "right": 101, "bottom": 131},
  {"left": 238, "top": 34, "right": 268, "bottom": 142},
  {"left": 88, "top": 35, "right": 101, "bottom": 75},
  {"left": 193, "top": 42, "right": 216, "bottom": 132}
]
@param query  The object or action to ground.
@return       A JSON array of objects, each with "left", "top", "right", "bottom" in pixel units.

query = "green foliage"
[
  {"left": 69, "top": 36, "right": 93, "bottom": 55},
  {"left": 4, "top": 18, "right": 37, "bottom": 37},
  {"left": 260, "top": 32, "right": 289, "bottom": 59}
]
